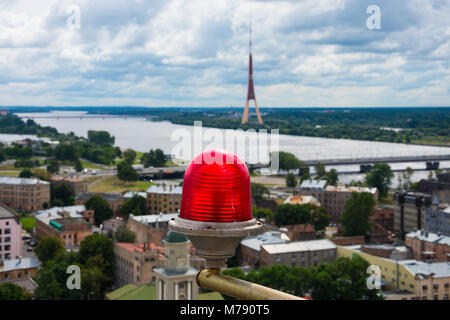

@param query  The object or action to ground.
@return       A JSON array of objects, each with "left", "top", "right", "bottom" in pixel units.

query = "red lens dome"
[{"left": 180, "top": 150, "right": 252, "bottom": 222}]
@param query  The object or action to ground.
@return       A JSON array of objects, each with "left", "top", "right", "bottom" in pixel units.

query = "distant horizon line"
[{"left": 2, "top": 105, "right": 450, "bottom": 110}]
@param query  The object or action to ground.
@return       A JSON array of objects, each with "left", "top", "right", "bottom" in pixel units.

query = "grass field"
[
  {"left": 88, "top": 175, "right": 154, "bottom": 193},
  {"left": 0, "top": 163, "right": 16, "bottom": 170},
  {"left": 20, "top": 216, "right": 36, "bottom": 233},
  {"left": 412, "top": 136, "right": 450, "bottom": 147},
  {"left": 0, "top": 171, "right": 20, "bottom": 177},
  {"left": 80, "top": 160, "right": 107, "bottom": 170}
]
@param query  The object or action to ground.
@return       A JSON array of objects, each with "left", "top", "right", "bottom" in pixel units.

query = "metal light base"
[{"left": 169, "top": 216, "right": 263, "bottom": 268}]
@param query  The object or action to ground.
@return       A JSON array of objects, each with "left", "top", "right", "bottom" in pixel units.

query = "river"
[{"left": 15, "top": 111, "right": 450, "bottom": 187}]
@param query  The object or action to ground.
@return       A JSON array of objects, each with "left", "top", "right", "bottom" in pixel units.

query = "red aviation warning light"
[
  {"left": 169, "top": 150, "right": 263, "bottom": 268},
  {"left": 180, "top": 150, "right": 252, "bottom": 222}
]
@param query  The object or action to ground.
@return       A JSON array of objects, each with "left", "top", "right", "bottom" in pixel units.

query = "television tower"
[{"left": 242, "top": 14, "right": 263, "bottom": 125}]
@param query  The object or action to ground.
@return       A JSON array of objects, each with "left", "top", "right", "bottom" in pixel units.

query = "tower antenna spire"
[
  {"left": 242, "top": 10, "right": 263, "bottom": 125},
  {"left": 249, "top": 11, "right": 252, "bottom": 54}
]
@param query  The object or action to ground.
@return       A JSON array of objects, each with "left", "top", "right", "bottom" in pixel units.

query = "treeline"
[
  {"left": 146, "top": 108, "right": 450, "bottom": 145},
  {"left": 0, "top": 114, "right": 120, "bottom": 167},
  {"left": 0, "top": 115, "right": 58, "bottom": 137},
  {"left": 223, "top": 256, "right": 383, "bottom": 300}
]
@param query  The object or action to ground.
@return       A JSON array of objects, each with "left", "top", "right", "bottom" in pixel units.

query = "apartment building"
[
  {"left": 337, "top": 245, "right": 450, "bottom": 300},
  {"left": 51, "top": 176, "right": 88, "bottom": 195},
  {"left": 299, "top": 180, "right": 378, "bottom": 223},
  {"left": 260, "top": 239, "right": 337, "bottom": 267},
  {"left": 394, "top": 191, "right": 432, "bottom": 236},
  {"left": 240, "top": 231, "right": 289, "bottom": 267},
  {"left": 0, "top": 176, "right": 50, "bottom": 212},
  {"left": 127, "top": 213, "right": 178, "bottom": 245},
  {"left": 0, "top": 204, "right": 22, "bottom": 260},
  {"left": 114, "top": 242, "right": 164, "bottom": 289},
  {"left": 34, "top": 205, "right": 95, "bottom": 247},
  {"left": 0, "top": 257, "right": 39, "bottom": 281},
  {"left": 405, "top": 230, "right": 450, "bottom": 262},
  {"left": 146, "top": 185, "right": 182, "bottom": 215},
  {"left": 425, "top": 198, "right": 450, "bottom": 236}
]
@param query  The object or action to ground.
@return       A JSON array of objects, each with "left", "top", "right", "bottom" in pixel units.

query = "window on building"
[
  {"left": 422, "top": 285, "right": 428, "bottom": 291},
  {"left": 4, "top": 228, "right": 10, "bottom": 235},
  {"left": 434, "top": 295, "right": 438, "bottom": 300},
  {"left": 4, "top": 237, "right": 10, "bottom": 243},
  {"left": 433, "top": 284, "right": 439, "bottom": 290}
]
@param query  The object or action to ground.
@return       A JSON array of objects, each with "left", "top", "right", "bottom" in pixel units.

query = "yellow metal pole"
[{"left": 197, "top": 269, "right": 304, "bottom": 300}]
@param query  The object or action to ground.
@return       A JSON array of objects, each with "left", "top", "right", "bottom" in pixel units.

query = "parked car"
[
  {"left": 26, "top": 247, "right": 33, "bottom": 252},
  {"left": 29, "top": 240, "right": 38, "bottom": 247}
]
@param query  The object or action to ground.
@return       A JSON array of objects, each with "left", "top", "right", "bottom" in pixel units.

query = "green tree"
[
  {"left": 46, "top": 159, "right": 60, "bottom": 174},
  {"left": 365, "top": 163, "right": 394, "bottom": 199},
  {"left": 87, "top": 130, "right": 115, "bottom": 146},
  {"left": 114, "top": 225, "right": 136, "bottom": 243},
  {"left": 142, "top": 148, "right": 166, "bottom": 167},
  {"left": 275, "top": 204, "right": 329, "bottom": 232},
  {"left": 117, "top": 162, "right": 138, "bottom": 182},
  {"left": 250, "top": 183, "right": 269, "bottom": 206},
  {"left": 252, "top": 207, "right": 274, "bottom": 221},
  {"left": 0, "top": 282, "right": 31, "bottom": 300},
  {"left": 300, "top": 172, "right": 311, "bottom": 182},
  {"left": 34, "top": 268, "right": 62, "bottom": 300},
  {"left": 122, "top": 149, "right": 137, "bottom": 164},
  {"left": 85, "top": 195, "right": 114, "bottom": 226},
  {"left": 273, "top": 151, "right": 303, "bottom": 171},
  {"left": 114, "top": 146, "right": 122, "bottom": 158},
  {"left": 19, "top": 168, "right": 34, "bottom": 178},
  {"left": 74, "top": 159, "right": 84, "bottom": 172},
  {"left": 340, "top": 192, "right": 376, "bottom": 236},
  {"left": 78, "top": 234, "right": 114, "bottom": 285},
  {"left": 120, "top": 195, "right": 146, "bottom": 218},
  {"left": 222, "top": 256, "right": 383, "bottom": 300},
  {"left": 34, "top": 236, "right": 65, "bottom": 265},
  {"left": 325, "top": 169, "right": 339, "bottom": 185},
  {"left": 311, "top": 206, "right": 331, "bottom": 231},
  {"left": 54, "top": 144, "right": 78, "bottom": 161},
  {"left": 81, "top": 255, "right": 113, "bottom": 299},
  {"left": 286, "top": 173, "right": 297, "bottom": 188},
  {"left": 276, "top": 204, "right": 311, "bottom": 225},
  {"left": 314, "top": 163, "right": 326, "bottom": 178},
  {"left": 51, "top": 181, "right": 75, "bottom": 206}
]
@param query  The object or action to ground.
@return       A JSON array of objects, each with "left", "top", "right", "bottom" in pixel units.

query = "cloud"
[{"left": 0, "top": 0, "right": 448, "bottom": 107}]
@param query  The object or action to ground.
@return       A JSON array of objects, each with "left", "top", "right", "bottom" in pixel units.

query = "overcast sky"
[{"left": 0, "top": 0, "right": 449, "bottom": 108}]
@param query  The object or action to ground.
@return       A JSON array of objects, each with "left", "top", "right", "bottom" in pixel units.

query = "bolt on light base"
[{"left": 169, "top": 216, "right": 263, "bottom": 268}]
